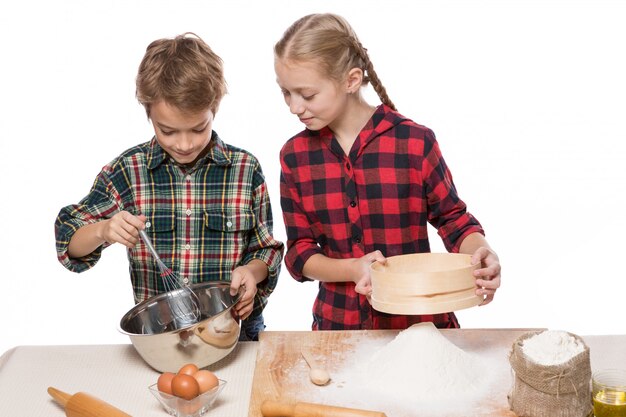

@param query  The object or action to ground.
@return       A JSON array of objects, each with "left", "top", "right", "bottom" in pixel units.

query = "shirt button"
[
  {"left": 226, "top": 220, "right": 233, "bottom": 228},
  {"left": 345, "top": 162, "right": 351, "bottom": 170},
  {"left": 185, "top": 208, "right": 192, "bottom": 216},
  {"left": 354, "top": 236, "right": 362, "bottom": 244},
  {"left": 184, "top": 243, "right": 191, "bottom": 250},
  {"left": 349, "top": 201, "right": 357, "bottom": 208},
  {"left": 145, "top": 221, "right": 151, "bottom": 229},
  {"left": 186, "top": 175, "right": 192, "bottom": 181},
  {"left": 182, "top": 277, "right": 189, "bottom": 285}
]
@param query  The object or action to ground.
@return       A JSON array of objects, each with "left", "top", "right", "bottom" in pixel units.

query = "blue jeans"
[{"left": 239, "top": 313, "right": 265, "bottom": 341}]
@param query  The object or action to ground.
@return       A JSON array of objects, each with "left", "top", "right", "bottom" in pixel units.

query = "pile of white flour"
[
  {"left": 321, "top": 322, "right": 499, "bottom": 416},
  {"left": 521, "top": 330, "right": 584, "bottom": 365}
]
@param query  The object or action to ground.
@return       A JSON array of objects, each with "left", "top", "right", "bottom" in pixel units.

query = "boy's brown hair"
[{"left": 136, "top": 32, "right": 227, "bottom": 117}]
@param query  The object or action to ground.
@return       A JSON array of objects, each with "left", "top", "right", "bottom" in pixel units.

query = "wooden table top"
[{"left": 248, "top": 329, "right": 626, "bottom": 417}]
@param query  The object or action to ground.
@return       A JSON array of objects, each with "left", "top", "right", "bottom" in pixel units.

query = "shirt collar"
[
  {"left": 360, "top": 104, "right": 407, "bottom": 147},
  {"left": 317, "top": 104, "right": 405, "bottom": 159},
  {"left": 146, "top": 130, "right": 231, "bottom": 170},
  {"left": 206, "top": 131, "right": 231, "bottom": 166}
]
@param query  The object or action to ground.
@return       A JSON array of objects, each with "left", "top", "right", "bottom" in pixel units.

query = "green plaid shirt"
[{"left": 55, "top": 131, "right": 284, "bottom": 319}]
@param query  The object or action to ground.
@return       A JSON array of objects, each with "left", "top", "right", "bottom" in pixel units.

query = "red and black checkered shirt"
[{"left": 280, "top": 105, "right": 484, "bottom": 330}]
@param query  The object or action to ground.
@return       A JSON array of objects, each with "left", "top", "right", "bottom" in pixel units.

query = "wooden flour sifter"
[{"left": 369, "top": 253, "right": 483, "bottom": 314}]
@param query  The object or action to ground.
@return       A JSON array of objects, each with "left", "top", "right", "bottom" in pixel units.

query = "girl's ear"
[{"left": 346, "top": 67, "right": 364, "bottom": 94}]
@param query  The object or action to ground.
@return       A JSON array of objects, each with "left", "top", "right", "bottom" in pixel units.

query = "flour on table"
[
  {"left": 316, "top": 322, "right": 499, "bottom": 416},
  {"left": 365, "top": 322, "right": 486, "bottom": 402},
  {"left": 521, "top": 330, "right": 584, "bottom": 366}
]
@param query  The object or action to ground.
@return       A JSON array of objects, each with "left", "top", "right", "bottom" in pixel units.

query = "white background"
[{"left": 1, "top": 0, "right": 625, "bottom": 356}]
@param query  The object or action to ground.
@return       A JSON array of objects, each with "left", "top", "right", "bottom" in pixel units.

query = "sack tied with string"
[{"left": 508, "top": 331, "right": 592, "bottom": 417}]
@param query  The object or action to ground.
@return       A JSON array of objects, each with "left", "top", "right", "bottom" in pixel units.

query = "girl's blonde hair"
[
  {"left": 136, "top": 32, "right": 227, "bottom": 117},
  {"left": 274, "top": 13, "right": 396, "bottom": 111}
]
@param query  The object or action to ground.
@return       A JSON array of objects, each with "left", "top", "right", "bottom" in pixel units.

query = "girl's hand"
[
  {"left": 352, "top": 250, "right": 386, "bottom": 296},
  {"left": 230, "top": 265, "right": 258, "bottom": 320},
  {"left": 471, "top": 247, "right": 501, "bottom": 305},
  {"left": 100, "top": 212, "right": 147, "bottom": 249}
]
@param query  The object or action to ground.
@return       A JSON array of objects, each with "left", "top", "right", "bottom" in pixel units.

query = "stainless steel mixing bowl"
[{"left": 119, "top": 281, "right": 243, "bottom": 373}]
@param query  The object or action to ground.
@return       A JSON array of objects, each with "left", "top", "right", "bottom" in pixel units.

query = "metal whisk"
[{"left": 138, "top": 229, "right": 201, "bottom": 324}]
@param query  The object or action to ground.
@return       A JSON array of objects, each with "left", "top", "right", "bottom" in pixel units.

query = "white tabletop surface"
[{"left": 0, "top": 342, "right": 258, "bottom": 416}]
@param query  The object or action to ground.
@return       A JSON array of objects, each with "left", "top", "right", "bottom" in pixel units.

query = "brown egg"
[
  {"left": 178, "top": 363, "right": 199, "bottom": 376},
  {"left": 194, "top": 370, "right": 219, "bottom": 393},
  {"left": 171, "top": 374, "right": 200, "bottom": 400},
  {"left": 157, "top": 372, "right": 175, "bottom": 395}
]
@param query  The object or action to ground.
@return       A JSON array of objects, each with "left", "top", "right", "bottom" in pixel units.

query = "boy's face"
[
  {"left": 275, "top": 58, "right": 348, "bottom": 132},
  {"left": 150, "top": 101, "right": 214, "bottom": 165}
]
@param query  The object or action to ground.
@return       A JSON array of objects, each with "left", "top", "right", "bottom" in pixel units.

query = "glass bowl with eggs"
[{"left": 149, "top": 363, "right": 226, "bottom": 417}]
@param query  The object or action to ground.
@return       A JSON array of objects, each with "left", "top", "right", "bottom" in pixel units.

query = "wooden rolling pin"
[
  {"left": 261, "top": 399, "right": 387, "bottom": 417},
  {"left": 47, "top": 387, "right": 131, "bottom": 417}
]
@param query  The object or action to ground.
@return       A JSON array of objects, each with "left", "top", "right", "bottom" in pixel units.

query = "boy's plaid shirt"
[{"left": 56, "top": 131, "right": 284, "bottom": 318}]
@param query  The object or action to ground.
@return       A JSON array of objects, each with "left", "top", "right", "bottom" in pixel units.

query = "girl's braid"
[{"left": 350, "top": 37, "right": 397, "bottom": 111}]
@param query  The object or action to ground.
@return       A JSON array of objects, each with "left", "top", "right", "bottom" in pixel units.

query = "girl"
[{"left": 275, "top": 13, "right": 501, "bottom": 331}]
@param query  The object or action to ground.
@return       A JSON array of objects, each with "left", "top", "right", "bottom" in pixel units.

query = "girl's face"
[
  {"left": 275, "top": 59, "right": 349, "bottom": 131},
  {"left": 150, "top": 101, "right": 214, "bottom": 165}
]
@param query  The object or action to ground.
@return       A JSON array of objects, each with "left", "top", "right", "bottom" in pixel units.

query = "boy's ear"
[{"left": 346, "top": 67, "right": 364, "bottom": 94}]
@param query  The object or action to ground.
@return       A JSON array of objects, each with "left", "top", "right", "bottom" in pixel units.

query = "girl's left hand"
[
  {"left": 471, "top": 247, "right": 501, "bottom": 305},
  {"left": 230, "top": 265, "right": 258, "bottom": 320}
]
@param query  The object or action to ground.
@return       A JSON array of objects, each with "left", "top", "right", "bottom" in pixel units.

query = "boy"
[{"left": 55, "top": 33, "right": 284, "bottom": 341}]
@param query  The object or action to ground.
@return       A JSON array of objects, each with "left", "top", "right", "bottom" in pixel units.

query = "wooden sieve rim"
[
  {"left": 371, "top": 292, "right": 483, "bottom": 315},
  {"left": 369, "top": 252, "right": 482, "bottom": 314},
  {"left": 370, "top": 253, "right": 475, "bottom": 275}
]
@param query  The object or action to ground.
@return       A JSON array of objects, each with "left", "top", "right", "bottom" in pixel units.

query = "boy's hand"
[
  {"left": 471, "top": 247, "right": 501, "bottom": 305},
  {"left": 100, "top": 212, "right": 147, "bottom": 249},
  {"left": 230, "top": 265, "right": 258, "bottom": 320},
  {"left": 352, "top": 250, "right": 386, "bottom": 296}
]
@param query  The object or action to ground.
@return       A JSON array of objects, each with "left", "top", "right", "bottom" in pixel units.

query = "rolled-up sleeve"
[
  {"left": 279, "top": 154, "right": 323, "bottom": 282},
  {"left": 241, "top": 165, "right": 284, "bottom": 311},
  {"left": 242, "top": 182, "right": 283, "bottom": 305},
  {"left": 54, "top": 167, "right": 121, "bottom": 272},
  {"left": 422, "top": 131, "right": 484, "bottom": 252}
]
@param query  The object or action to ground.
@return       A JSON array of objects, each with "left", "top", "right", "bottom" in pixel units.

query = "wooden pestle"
[
  {"left": 261, "top": 399, "right": 388, "bottom": 417},
  {"left": 47, "top": 387, "right": 132, "bottom": 417}
]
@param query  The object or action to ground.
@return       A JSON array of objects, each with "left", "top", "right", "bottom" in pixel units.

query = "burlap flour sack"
[{"left": 508, "top": 331, "right": 592, "bottom": 417}]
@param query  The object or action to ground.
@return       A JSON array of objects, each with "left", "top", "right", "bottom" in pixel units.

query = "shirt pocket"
[
  {"left": 204, "top": 208, "right": 255, "bottom": 232},
  {"left": 203, "top": 208, "right": 256, "bottom": 268},
  {"left": 133, "top": 209, "right": 176, "bottom": 264}
]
